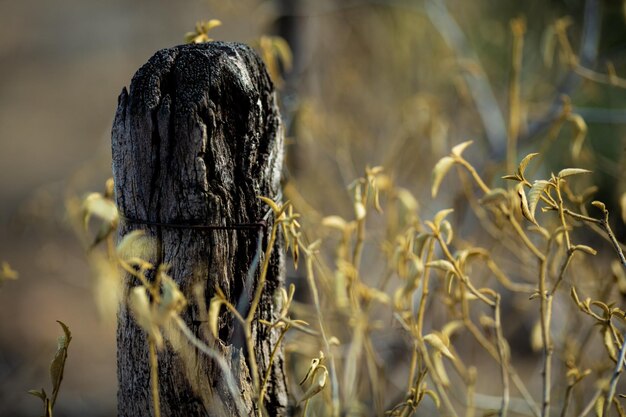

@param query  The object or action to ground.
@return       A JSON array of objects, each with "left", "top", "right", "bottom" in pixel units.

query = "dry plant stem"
[
  {"left": 507, "top": 18, "right": 525, "bottom": 176},
  {"left": 550, "top": 251, "right": 573, "bottom": 296},
  {"left": 555, "top": 183, "right": 572, "bottom": 251},
  {"left": 171, "top": 317, "right": 245, "bottom": 416},
  {"left": 456, "top": 158, "right": 490, "bottom": 194},
  {"left": 436, "top": 235, "right": 495, "bottom": 307},
  {"left": 416, "top": 338, "right": 459, "bottom": 417},
  {"left": 246, "top": 221, "right": 279, "bottom": 399},
  {"left": 508, "top": 214, "right": 546, "bottom": 261},
  {"left": 559, "top": 384, "right": 575, "bottom": 417},
  {"left": 494, "top": 296, "right": 510, "bottom": 417},
  {"left": 465, "top": 373, "right": 476, "bottom": 417},
  {"left": 603, "top": 334, "right": 626, "bottom": 417},
  {"left": 406, "top": 342, "right": 418, "bottom": 394},
  {"left": 538, "top": 254, "right": 552, "bottom": 417},
  {"left": 574, "top": 64, "right": 626, "bottom": 88},
  {"left": 364, "top": 336, "right": 384, "bottom": 415},
  {"left": 416, "top": 239, "right": 436, "bottom": 333},
  {"left": 461, "top": 298, "right": 541, "bottom": 417},
  {"left": 457, "top": 156, "right": 545, "bottom": 262},
  {"left": 305, "top": 252, "right": 340, "bottom": 417},
  {"left": 352, "top": 181, "right": 369, "bottom": 271},
  {"left": 458, "top": 170, "right": 533, "bottom": 267},
  {"left": 259, "top": 325, "right": 290, "bottom": 412},
  {"left": 149, "top": 338, "right": 162, "bottom": 417},
  {"left": 578, "top": 205, "right": 626, "bottom": 253},
  {"left": 599, "top": 209, "right": 626, "bottom": 267},
  {"left": 576, "top": 388, "right": 602, "bottom": 417},
  {"left": 119, "top": 261, "right": 158, "bottom": 298}
]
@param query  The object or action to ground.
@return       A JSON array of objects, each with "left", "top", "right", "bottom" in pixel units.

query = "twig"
[
  {"left": 173, "top": 317, "right": 246, "bottom": 417},
  {"left": 576, "top": 388, "right": 602, "bottom": 417},
  {"left": 507, "top": 18, "right": 526, "bottom": 176},
  {"left": 149, "top": 338, "right": 162, "bottom": 417},
  {"left": 494, "top": 296, "right": 510, "bottom": 417},
  {"left": 603, "top": 333, "right": 626, "bottom": 416}
]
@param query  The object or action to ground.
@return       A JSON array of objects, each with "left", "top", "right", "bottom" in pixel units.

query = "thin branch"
[{"left": 604, "top": 334, "right": 626, "bottom": 416}]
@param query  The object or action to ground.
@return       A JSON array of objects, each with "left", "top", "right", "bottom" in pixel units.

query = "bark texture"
[{"left": 112, "top": 42, "right": 286, "bottom": 417}]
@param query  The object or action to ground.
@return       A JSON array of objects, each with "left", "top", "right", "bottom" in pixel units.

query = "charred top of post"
[{"left": 113, "top": 41, "right": 283, "bottom": 224}]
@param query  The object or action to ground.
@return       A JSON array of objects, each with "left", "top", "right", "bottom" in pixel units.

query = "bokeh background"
[{"left": 1, "top": 0, "right": 625, "bottom": 416}]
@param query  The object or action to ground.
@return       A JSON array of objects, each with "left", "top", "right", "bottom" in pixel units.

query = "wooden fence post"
[{"left": 112, "top": 42, "right": 287, "bottom": 417}]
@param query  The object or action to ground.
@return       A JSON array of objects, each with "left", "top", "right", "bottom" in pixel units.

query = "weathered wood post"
[{"left": 112, "top": 42, "right": 287, "bottom": 417}]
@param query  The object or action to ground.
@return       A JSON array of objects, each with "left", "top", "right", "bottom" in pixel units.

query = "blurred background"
[{"left": 0, "top": 0, "right": 625, "bottom": 416}]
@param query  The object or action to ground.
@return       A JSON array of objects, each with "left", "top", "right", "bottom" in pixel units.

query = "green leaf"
[
  {"left": 50, "top": 321, "right": 72, "bottom": 403},
  {"left": 431, "top": 156, "right": 455, "bottom": 198},
  {"left": 451, "top": 140, "right": 473, "bottom": 157},
  {"left": 27, "top": 388, "right": 47, "bottom": 403},
  {"left": 528, "top": 180, "right": 550, "bottom": 222},
  {"left": 558, "top": 168, "right": 591, "bottom": 179}
]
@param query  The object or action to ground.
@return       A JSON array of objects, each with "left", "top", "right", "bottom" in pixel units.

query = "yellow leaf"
[
  {"left": 426, "top": 260, "right": 456, "bottom": 275},
  {"left": 530, "top": 320, "right": 543, "bottom": 352},
  {"left": 298, "top": 367, "right": 328, "bottom": 404},
  {"left": 431, "top": 352, "right": 450, "bottom": 387},
  {"left": 451, "top": 140, "right": 473, "bottom": 157},
  {"left": 259, "top": 196, "right": 281, "bottom": 215},
  {"left": 431, "top": 156, "right": 455, "bottom": 198},
  {"left": 558, "top": 168, "right": 592, "bottom": 179},
  {"left": 82, "top": 192, "right": 118, "bottom": 229},
  {"left": 129, "top": 286, "right": 163, "bottom": 348},
  {"left": 424, "top": 333, "right": 455, "bottom": 360},
  {"left": 517, "top": 183, "right": 536, "bottom": 225},
  {"left": 568, "top": 114, "right": 587, "bottom": 160},
  {"left": 439, "top": 220, "right": 453, "bottom": 245},
  {"left": 0, "top": 261, "right": 18, "bottom": 284},
  {"left": 528, "top": 180, "right": 550, "bottom": 221},
  {"left": 354, "top": 201, "right": 366, "bottom": 221},
  {"left": 117, "top": 230, "right": 156, "bottom": 262},
  {"left": 321, "top": 216, "right": 348, "bottom": 230},
  {"left": 423, "top": 389, "right": 440, "bottom": 408},
  {"left": 441, "top": 321, "right": 464, "bottom": 339},
  {"left": 158, "top": 272, "right": 187, "bottom": 318},
  {"left": 603, "top": 327, "right": 617, "bottom": 361},
  {"left": 208, "top": 297, "right": 224, "bottom": 340},
  {"left": 479, "top": 188, "right": 509, "bottom": 206},
  {"left": 397, "top": 188, "right": 419, "bottom": 212},
  {"left": 517, "top": 153, "right": 539, "bottom": 179},
  {"left": 433, "top": 208, "right": 454, "bottom": 229}
]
